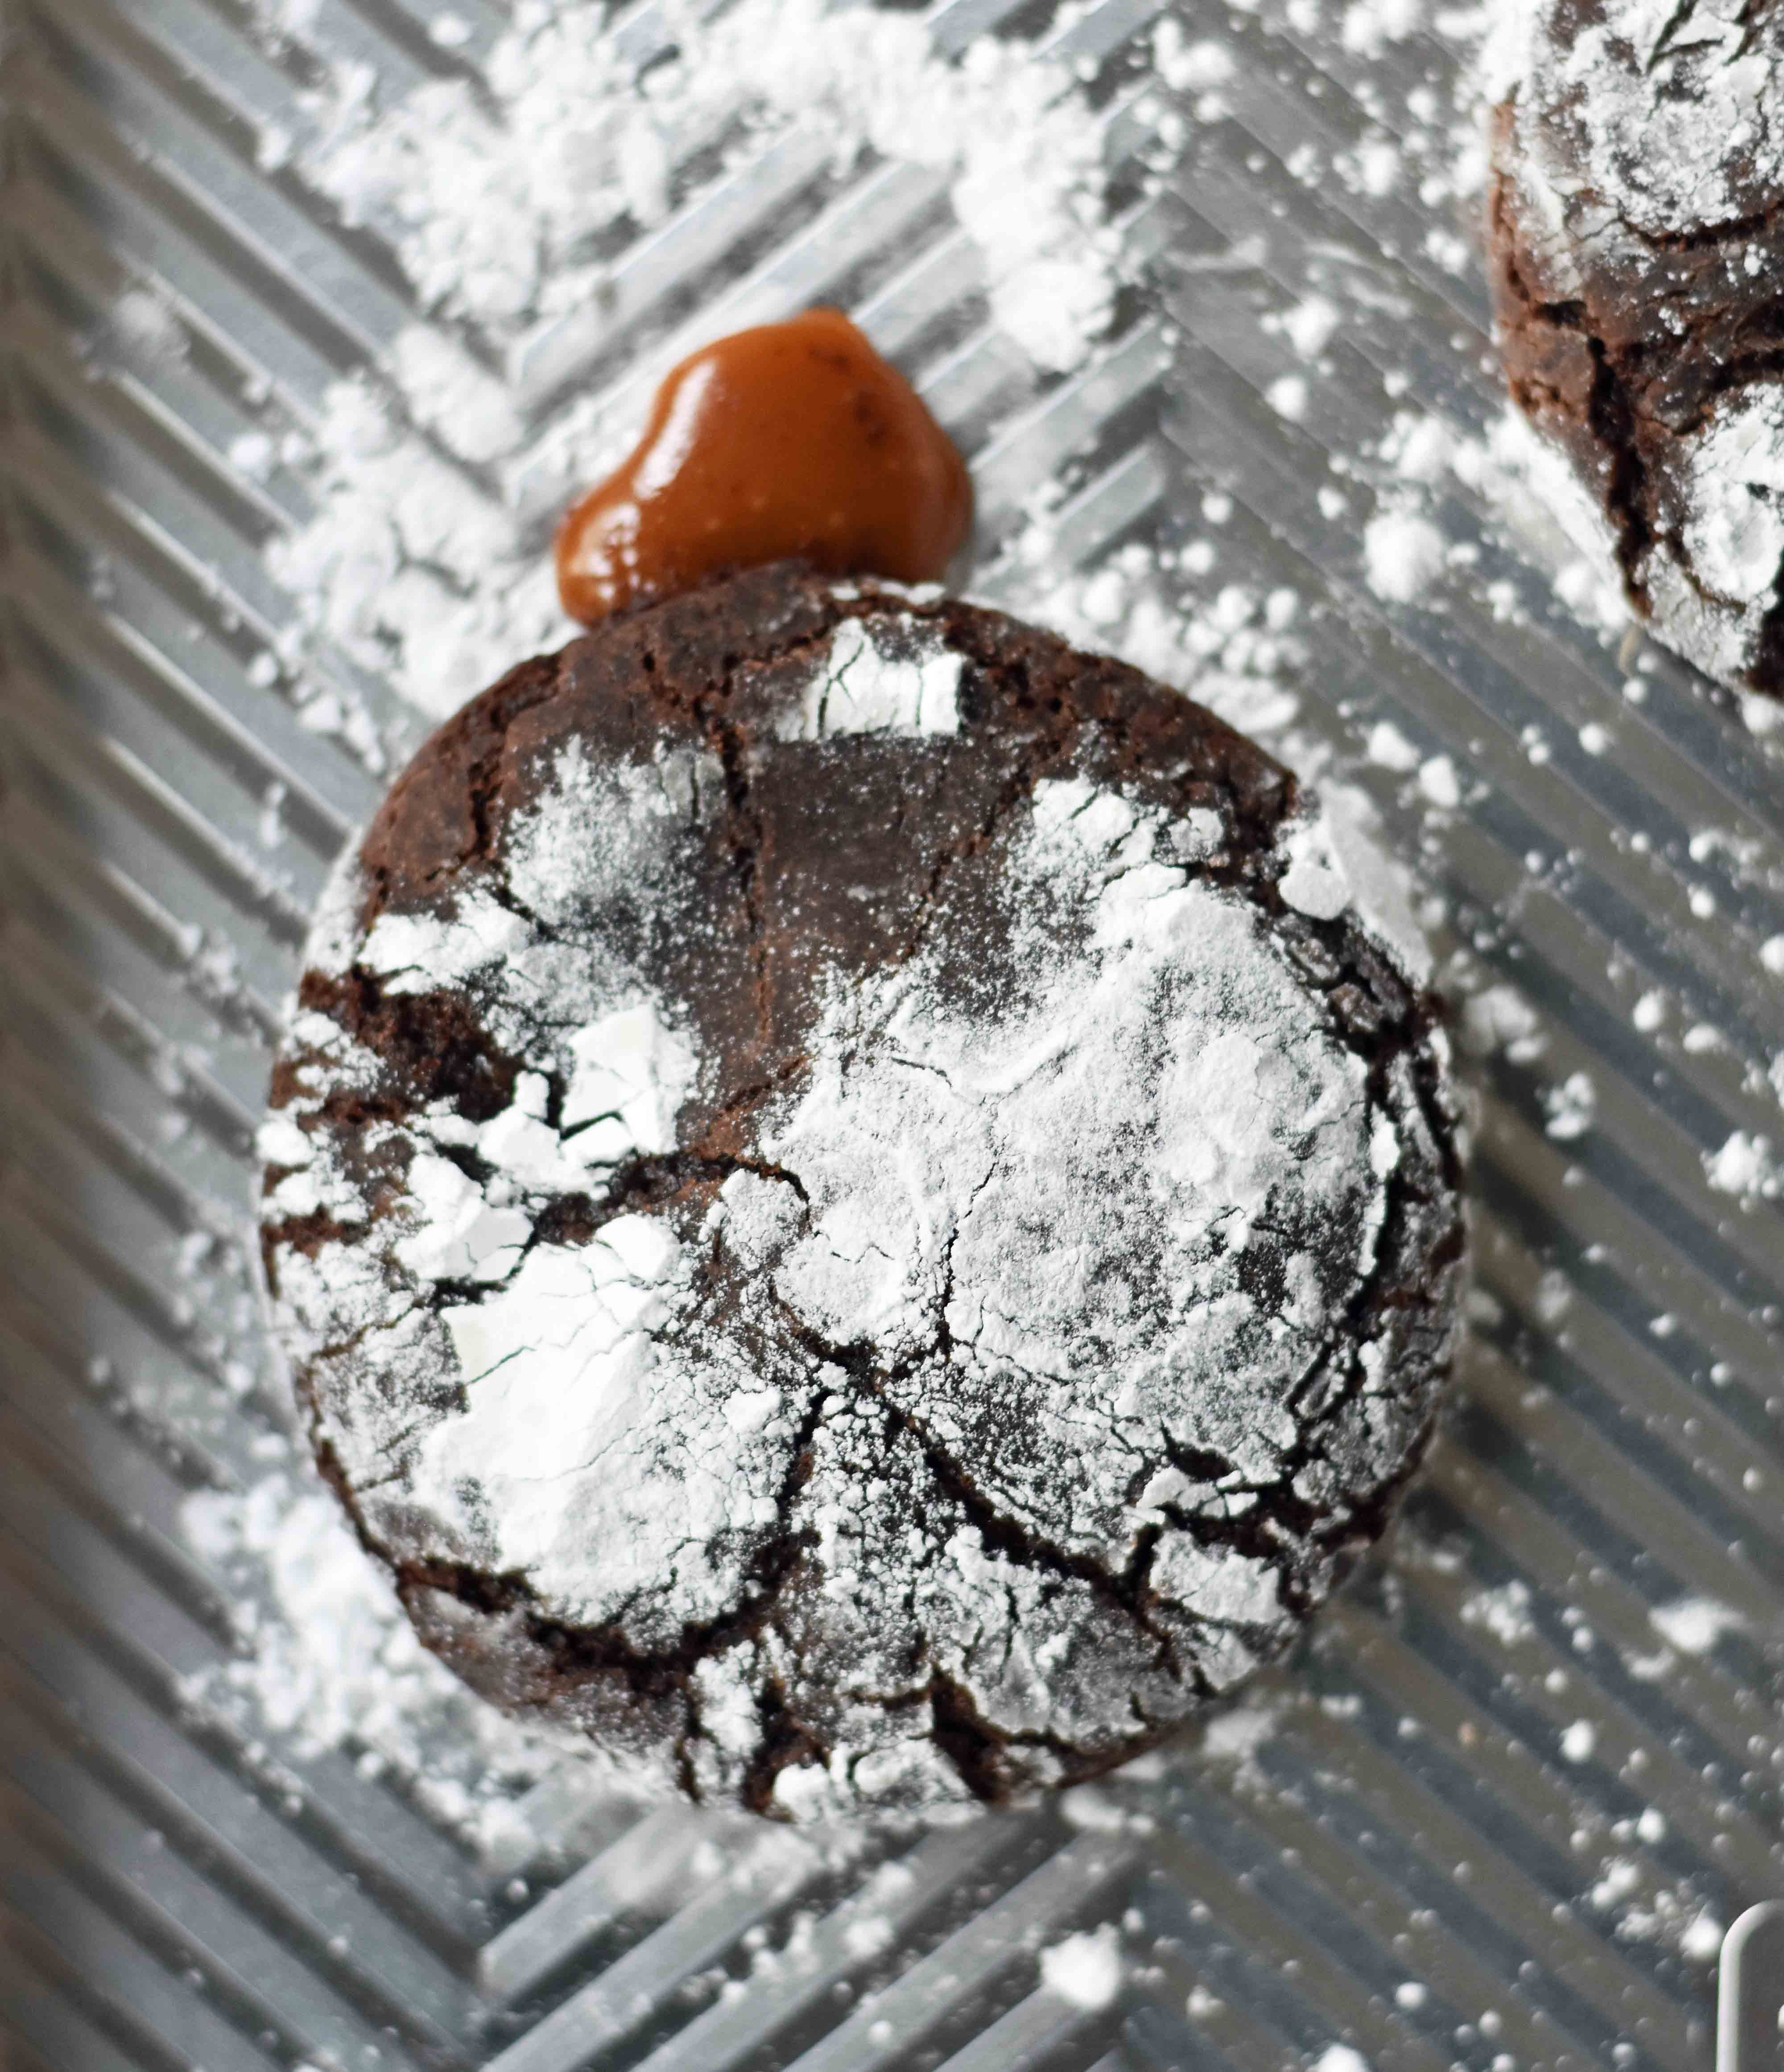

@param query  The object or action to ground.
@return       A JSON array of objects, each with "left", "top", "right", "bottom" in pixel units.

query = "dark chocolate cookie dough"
[
  {"left": 259, "top": 565, "right": 1466, "bottom": 1818},
  {"left": 1490, "top": 1, "right": 1784, "bottom": 699}
]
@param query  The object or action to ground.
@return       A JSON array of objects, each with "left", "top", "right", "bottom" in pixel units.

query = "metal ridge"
[{"left": 4, "top": 0, "right": 1781, "bottom": 2067}]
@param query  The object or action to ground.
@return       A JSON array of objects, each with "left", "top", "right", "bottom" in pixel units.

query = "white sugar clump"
[
  {"left": 1681, "top": 1909, "right": 1726, "bottom": 1961},
  {"left": 1038, "top": 1925, "right": 1124, "bottom": 2010},
  {"left": 1279, "top": 791, "right": 1433, "bottom": 982},
  {"left": 1278, "top": 813, "right": 1354, "bottom": 922},
  {"left": 1342, "top": 0, "right": 1424, "bottom": 58},
  {"left": 774, "top": 616, "right": 962, "bottom": 742},
  {"left": 1650, "top": 1595, "right": 1744, "bottom": 1656},
  {"left": 1542, "top": 1069, "right": 1596, "bottom": 1142},
  {"left": 1363, "top": 509, "right": 1447, "bottom": 607},
  {"left": 303, "top": 0, "right": 1119, "bottom": 368},
  {"left": 360, "top": 893, "right": 528, "bottom": 995},
  {"left": 1704, "top": 1129, "right": 1783, "bottom": 1206},
  {"left": 1488, "top": 4, "right": 1784, "bottom": 690},
  {"left": 1449, "top": 408, "right": 1629, "bottom": 638},
  {"left": 365, "top": 772, "right": 1398, "bottom": 1654}
]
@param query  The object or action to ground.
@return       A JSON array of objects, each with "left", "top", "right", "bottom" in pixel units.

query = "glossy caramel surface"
[{"left": 556, "top": 309, "right": 972, "bottom": 623}]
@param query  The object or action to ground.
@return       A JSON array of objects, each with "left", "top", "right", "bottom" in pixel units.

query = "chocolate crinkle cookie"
[
  {"left": 1490, "top": 0, "right": 1784, "bottom": 700},
  {"left": 259, "top": 564, "right": 1466, "bottom": 1820}
]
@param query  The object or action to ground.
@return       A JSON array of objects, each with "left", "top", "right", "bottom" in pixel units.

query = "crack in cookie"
[{"left": 260, "top": 565, "right": 1466, "bottom": 1819}]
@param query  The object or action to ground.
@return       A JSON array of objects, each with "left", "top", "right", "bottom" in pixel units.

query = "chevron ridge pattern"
[{"left": 3, "top": 0, "right": 1782, "bottom": 2068}]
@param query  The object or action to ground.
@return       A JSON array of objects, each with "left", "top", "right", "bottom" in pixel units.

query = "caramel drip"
[{"left": 556, "top": 309, "right": 973, "bottom": 623}]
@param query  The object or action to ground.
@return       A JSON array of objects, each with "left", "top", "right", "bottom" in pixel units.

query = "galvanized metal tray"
[{"left": 4, "top": 0, "right": 1783, "bottom": 2068}]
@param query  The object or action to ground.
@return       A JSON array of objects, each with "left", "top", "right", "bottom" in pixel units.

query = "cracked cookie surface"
[
  {"left": 1490, "top": 0, "right": 1784, "bottom": 699},
  {"left": 260, "top": 564, "right": 1466, "bottom": 1818}
]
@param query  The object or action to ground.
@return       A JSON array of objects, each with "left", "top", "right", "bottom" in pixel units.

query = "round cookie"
[
  {"left": 259, "top": 564, "right": 1466, "bottom": 1819},
  {"left": 1489, "top": 1, "right": 1784, "bottom": 700}
]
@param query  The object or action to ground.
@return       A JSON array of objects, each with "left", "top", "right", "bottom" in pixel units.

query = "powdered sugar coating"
[
  {"left": 1491, "top": 2, "right": 1784, "bottom": 698},
  {"left": 261, "top": 575, "right": 1463, "bottom": 1817},
  {"left": 773, "top": 615, "right": 963, "bottom": 741},
  {"left": 1495, "top": 0, "right": 1784, "bottom": 254}
]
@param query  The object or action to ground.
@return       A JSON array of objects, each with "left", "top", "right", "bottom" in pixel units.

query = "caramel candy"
[{"left": 556, "top": 309, "right": 972, "bottom": 624}]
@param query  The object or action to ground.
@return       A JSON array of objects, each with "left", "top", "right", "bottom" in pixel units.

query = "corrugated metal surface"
[{"left": 2, "top": 0, "right": 1780, "bottom": 2068}]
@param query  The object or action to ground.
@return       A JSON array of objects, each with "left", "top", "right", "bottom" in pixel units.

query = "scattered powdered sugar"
[
  {"left": 1363, "top": 508, "right": 1447, "bottom": 607},
  {"left": 1037, "top": 1924, "right": 1124, "bottom": 2010},
  {"left": 1679, "top": 390, "right": 1784, "bottom": 606},
  {"left": 1681, "top": 1909, "right": 1727, "bottom": 1962},
  {"left": 303, "top": 0, "right": 1119, "bottom": 368},
  {"left": 254, "top": 0, "right": 1172, "bottom": 722},
  {"left": 990, "top": 528, "right": 1310, "bottom": 752},
  {"left": 183, "top": 1464, "right": 581, "bottom": 1845},
  {"left": 1704, "top": 1129, "right": 1783, "bottom": 1206},
  {"left": 1192, "top": 1699, "right": 1283, "bottom": 1789},
  {"left": 1461, "top": 1578, "right": 1536, "bottom": 1648},
  {"left": 268, "top": 376, "right": 560, "bottom": 725},
  {"left": 1649, "top": 1595, "right": 1745, "bottom": 1657}
]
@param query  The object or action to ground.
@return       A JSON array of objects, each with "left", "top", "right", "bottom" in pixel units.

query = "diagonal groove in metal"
[
  {"left": 4, "top": 0, "right": 1780, "bottom": 2065},
  {"left": 0, "top": 1516, "right": 484, "bottom": 2000}
]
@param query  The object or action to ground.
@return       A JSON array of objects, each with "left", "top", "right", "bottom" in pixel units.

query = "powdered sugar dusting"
[
  {"left": 775, "top": 616, "right": 963, "bottom": 741},
  {"left": 256, "top": 599, "right": 1459, "bottom": 1815},
  {"left": 1665, "top": 388, "right": 1784, "bottom": 673},
  {"left": 304, "top": 0, "right": 1120, "bottom": 370},
  {"left": 256, "top": 0, "right": 1177, "bottom": 722},
  {"left": 1499, "top": 1, "right": 1784, "bottom": 244},
  {"left": 1491, "top": 2, "right": 1784, "bottom": 695},
  {"left": 183, "top": 1467, "right": 582, "bottom": 1847},
  {"left": 1038, "top": 1924, "right": 1124, "bottom": 2009},
  {"left": 421, "top": 1215, "right": 766, "bottom": 1631},
  {"left": 722, "top": 775, "right": 1391, "bottom": 1507}
]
